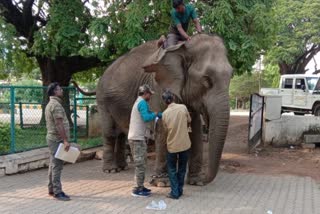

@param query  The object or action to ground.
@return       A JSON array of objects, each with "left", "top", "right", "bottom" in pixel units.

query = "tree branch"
[
  {"left": 313, "top": 56, "right": 318, "bottom": 72},
  {"left": 0, "top": 0, "right": 39, "bottom": 43},
  {"left": 34, "top": 1, "right": 47, "bottom": 27},
  {"left": 65, "top": 56, "right": 102, "bottom": 74},
  {"left": 290, "top": 45, "right": 320, "bottom": 74},
  {"left": 82, "top": 0, "right": 89, "bottom": 5}
]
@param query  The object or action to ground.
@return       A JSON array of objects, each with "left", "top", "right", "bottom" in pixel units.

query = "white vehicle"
[{"left": 261, "top": 74, "right": 320, "bottom": 116}]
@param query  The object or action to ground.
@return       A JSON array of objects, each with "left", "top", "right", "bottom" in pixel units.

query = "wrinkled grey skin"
[{"left": 96, "top": 34, "right": 232, "bottom": 186}]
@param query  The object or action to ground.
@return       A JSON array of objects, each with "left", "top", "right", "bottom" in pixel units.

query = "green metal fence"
[{"left": 0, "top": 85, "right": 102, "bottom": 155}]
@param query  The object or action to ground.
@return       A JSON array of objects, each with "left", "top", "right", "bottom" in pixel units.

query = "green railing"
[{"left": 0, "top": 85, "right": 102, "bottom": 155}]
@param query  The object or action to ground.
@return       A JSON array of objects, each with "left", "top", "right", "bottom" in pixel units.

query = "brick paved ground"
[{"left": 0, "top": 160, "right": 319, "bottom": 214}]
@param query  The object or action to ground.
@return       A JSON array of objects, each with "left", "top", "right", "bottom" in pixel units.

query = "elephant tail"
[{"left": 71, "top": 80, "right": 96, "bottom": 96}]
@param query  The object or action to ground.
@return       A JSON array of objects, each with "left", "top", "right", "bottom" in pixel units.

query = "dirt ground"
[{"left": 220, "top": 116, "right": 320, "bottom": 181}]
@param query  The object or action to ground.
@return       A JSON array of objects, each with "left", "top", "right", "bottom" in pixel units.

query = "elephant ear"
[{"left": 143, "top": 43, "right": 186, "bottom": 99}]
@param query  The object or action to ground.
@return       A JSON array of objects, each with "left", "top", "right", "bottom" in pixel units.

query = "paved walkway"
[{"left": 0, "top": 160, "right": 319, "bottom": 214}]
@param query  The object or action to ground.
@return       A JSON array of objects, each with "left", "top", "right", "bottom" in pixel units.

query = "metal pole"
[
  {"left": 86, "top": 105, "right": 89, "bottom": 137},
  {"left": 19, "top": 102, "right": 23, "bottom": 129},
  {"left": 235, "top": 97, "right": 238, "bottom": 110},
  {"left": 73, "top": 89, "right": 77, "bottom": 143},
  {"left": 10, "top": 86, "right": 16, "bottom": 153},
  {"left": 258, "top": 56, "right": 262, "bottom": 92}
]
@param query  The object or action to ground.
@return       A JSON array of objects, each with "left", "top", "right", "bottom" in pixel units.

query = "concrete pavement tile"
[{"left": 0, "top": 160, "right": 319, "bottom": 214}]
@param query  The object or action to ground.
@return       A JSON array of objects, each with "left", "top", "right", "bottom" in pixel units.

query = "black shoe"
[
  {"left": 54, "top": 192, "right": 71, "bottom": 201},
  {"left": 142, "top": 187, "right": 151, "bottom": 193},
  {"left": 61, "top": 192, "right": 70, "bottom": 199},
  {"left": 48, "top": 191, "right": 54, "bottom": 196},
  {"left": 133, "top": 186, "right": 151, "bottom": 193},
  {"left": 166, "top": 193, "right": 179, "bottom": 199},
  {"left": 131, "top": 189, "right": 151, "bottom": 197}
]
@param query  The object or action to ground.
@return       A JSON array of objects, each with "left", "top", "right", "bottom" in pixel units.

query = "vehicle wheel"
[
  {"left": 313, "top": 104, "right": 320, "bottom": 116},
  {"left": 294, "top": 112, "right": 305, "bottom": 116}
]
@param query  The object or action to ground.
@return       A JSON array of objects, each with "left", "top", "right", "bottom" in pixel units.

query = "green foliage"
[
  {"left": 0, "top": 18, "right": 37, "bottom": 79},
  {"left": 230, "top": 73, "right": 260, "bottom": 101},
  {"left": 229, "top": 70, "right": 276, "bottom": 108},
  {"left": 0, "top": 122, "right": 10, "bottom": 153},
  {"left": 78, "top": 137, "right": 102, "bottom": 150},
  {"left": 32, "top": 0, "right": 90, "bottom": 58},
  {"left": 197, "top": 0, "right": 276, "bottom": 74},
  {"left": 0, "top": 122, "right": 10, "bottom": 142},
  {"left": 15, "top": 127, "right": 46, "bottom": 152},
  {"left": 0, "top": 123, "right": 21, "bottom": 154},
  {"left": 263, "top": 63, "right": 281, "bottom": 88},
  {"left": 1, "top": 0, "right": 276, "bottom": 82},
  {"left": 0, "top": 80, "right": 43, "bottom": 103},
  {"left": 83, "top": 0, "right": 172, "bottom": 60},
  {"left": 14, "top": 80, "right": 43, "bottom": 103},
  {"left": 72, "top": 67, "right": 104, "bottom": 86},
  {"left": 267, "top": 0, "right": 320, "bottom": 65}
]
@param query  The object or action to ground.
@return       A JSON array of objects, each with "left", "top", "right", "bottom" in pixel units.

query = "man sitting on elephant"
[
  {"left": 160, "top": 0, "right": 202, "bottom": 48},
  {"left": 128, "top": 84, "right": 162, "bottom": 197}
]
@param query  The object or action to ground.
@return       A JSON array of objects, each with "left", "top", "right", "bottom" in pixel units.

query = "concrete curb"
[{"left": 0, "top": 146, "right": 103, "bottom": 177}]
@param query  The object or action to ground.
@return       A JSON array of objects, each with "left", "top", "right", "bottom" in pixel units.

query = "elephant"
[{"left": 76, "top": 34, "right": 232, "bottom": 186}]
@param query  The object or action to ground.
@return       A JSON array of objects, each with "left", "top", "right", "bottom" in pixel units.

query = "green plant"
[
  {"left": 0, "top": 122, "right": 11, "bottom": 153},
  {"left": 0, "top": 123, "right": 23, "bottom": 154},
  {"left": 14, "top": 80, "right": 43, "bottom": 103}
]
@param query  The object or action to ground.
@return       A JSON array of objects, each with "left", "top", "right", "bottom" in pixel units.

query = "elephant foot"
[
  {"left": 104, "top": 168, "right": 119, "bottom": 173},
  {"left": 103, "top": 163, "right": 128, "bottom": 173},
  {"left": 149, "top": 174, "right": 170, "bottom": 187},
  {"left": 187, "top": 176, "right": 205, "bottom": 186},
  {"left": 119, "top": 165, "right": 129, "bottom": 171}
]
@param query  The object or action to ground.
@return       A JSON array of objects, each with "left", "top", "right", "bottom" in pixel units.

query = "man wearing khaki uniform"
[
  {"left": 162, "top": 90, "right": 191, "bottom": 199},
  {"left": 45, "top": 82, "right": 71, "bottom": 201}
]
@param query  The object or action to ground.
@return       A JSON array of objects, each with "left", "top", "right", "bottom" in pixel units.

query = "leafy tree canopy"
[
  {"left": 229, "top": 63, "right": 280, "bottom": 107},
  {"left": 0, "top": 0, "right": 275, "bottom": 83},
  {"left": 266, "top": 0, "right": 320, "bottom": 74},
  {"left": 197, "top": 0, "right": 275, "bottom": 73}
]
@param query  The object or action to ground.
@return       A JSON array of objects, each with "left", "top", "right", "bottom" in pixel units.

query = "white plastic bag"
[{"left": 146, "top": 200, "right": 167, "bottom": 210}]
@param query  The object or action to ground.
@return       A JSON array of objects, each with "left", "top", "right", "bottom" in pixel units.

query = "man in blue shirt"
[
  {"left": 128, "top": 84, "right": 162, "bottom": 197},
  {"left": 166, "top": 0, "right": 202, "bottom": 47}
]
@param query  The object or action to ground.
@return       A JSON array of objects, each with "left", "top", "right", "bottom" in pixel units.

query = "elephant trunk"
[{"left": 205, "top": 91, "right": 230, "bottom": 183}]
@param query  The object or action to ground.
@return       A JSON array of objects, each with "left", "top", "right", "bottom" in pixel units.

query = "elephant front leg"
[
  {"left": 187, "top": 112, "right": 205, "bottom": 186},
  {"left": 149, "top": 120, "right": 170, "bottom": 187}
]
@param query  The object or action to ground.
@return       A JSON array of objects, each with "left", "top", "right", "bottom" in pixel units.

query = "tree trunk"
[
  {"left": 279, "top": 46, "right": 320, "bottom": 75},
  {"left": 279, "top": 62, "right": 306, "bottom": 75},
  {"left": 37, "top": 56, "right": 73, "bottom": 126}
]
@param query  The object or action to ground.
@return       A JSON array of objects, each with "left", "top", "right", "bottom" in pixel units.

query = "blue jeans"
[{"left": 167, "top": 150, "right": 189, "bottom": 198}]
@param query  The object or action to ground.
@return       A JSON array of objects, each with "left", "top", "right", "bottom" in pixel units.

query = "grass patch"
[
  {"left": 1, "top": 126, "right": 102, "bottom": 155},
  {"left": 78, "top": 137, "right": 102, "bottom": 149},
  {"left": 15, "top": 127, "right": 47, "bottom": 152}
]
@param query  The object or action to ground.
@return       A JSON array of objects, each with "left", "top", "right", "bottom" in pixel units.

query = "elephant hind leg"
[
  {"left": 115, "top": 133, "right": 129, "bottom": 171},
  {"left": 99, "top": 105, "right": 119, "bottom": 173}
]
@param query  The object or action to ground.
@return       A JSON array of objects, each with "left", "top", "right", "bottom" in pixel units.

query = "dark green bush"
[
  {"left": 0, "top": 123, "right": 11, "bottom": 153},
  {"left": 0, "top": 123, "right": 22, "bottom": 154}
]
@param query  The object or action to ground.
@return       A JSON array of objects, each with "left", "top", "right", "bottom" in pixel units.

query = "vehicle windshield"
[{"left": 306, "top": 77, "right": 319, "bottom": 91}]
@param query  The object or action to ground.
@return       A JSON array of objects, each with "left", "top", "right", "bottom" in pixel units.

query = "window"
[
  {"left": 282, "top": 78, "right": 293, "bottom": 89},
  {"left": 306, "top": 77, "right": 319, "bottom": 91},
  {"left": 295, "top": 78, "right": 306, "bottom": 89}
]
